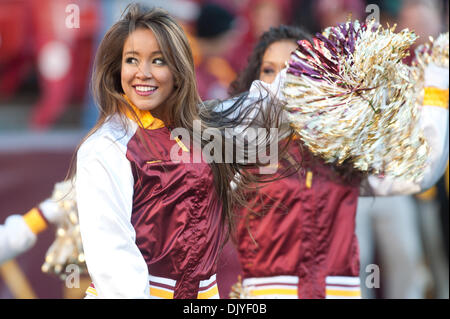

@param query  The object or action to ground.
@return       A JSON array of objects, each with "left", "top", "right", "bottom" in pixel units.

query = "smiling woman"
[
  {"left": 120, "top": 28, "right": 175, "bottom": 118},
  {"left": 68, "top": 4, "right": 292, "bottom": 299}
]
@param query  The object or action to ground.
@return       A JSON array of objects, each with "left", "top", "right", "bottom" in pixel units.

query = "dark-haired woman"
[{"left": 228, "top": 25, "right": 449, "bottom": 299}]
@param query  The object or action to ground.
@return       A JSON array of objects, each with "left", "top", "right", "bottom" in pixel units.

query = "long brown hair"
[
  {"left": 69, "top": 4, "right": 293, "bottom": 239},
  {"left": 230, "top": 24, "right": 366, "bottom": 186}
]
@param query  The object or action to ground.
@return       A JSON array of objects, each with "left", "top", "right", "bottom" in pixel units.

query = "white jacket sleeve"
[
  {"left": 76, "top": 135, "right": 150, "bottom": 298},
  {"left": 216, "top": 69, "right": 288, "bottom": 124},
  {"left": 245, "top": 68, "right": 448, "bottom": 195},
  {"left": 361, "top": 64, "right": 449, "bottom": 196},
  {"left": 213, "top": 70, "right": 288, "bottom": 174},
  {"left": 0, "top": 215, "right": 37, "bottom": 265}
]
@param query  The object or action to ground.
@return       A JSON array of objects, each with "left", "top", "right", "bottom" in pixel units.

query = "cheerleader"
[
  {"left": 73, "top": 4, "right": 288, "bottom": 299},
  {"left": 228, "top": 25, "right": 449, "bottom": 299}
]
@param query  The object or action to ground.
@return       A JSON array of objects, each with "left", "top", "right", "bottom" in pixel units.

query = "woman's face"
[
  {"left": 121, "top": 28, "right": 175, "bottom": 116},
  {"left": 259, "top": 40, "right": 297, "bottom": 84}
]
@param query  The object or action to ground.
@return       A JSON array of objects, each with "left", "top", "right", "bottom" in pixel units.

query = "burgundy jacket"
[
  {"left": 236, "top": 140, "right": 361, "bottom": 298},
  {"left": 77, "top": 113, "right": 225, "bottom": 299},
  {"left": 128, "top": 125, "right": 225, "bottom": 298}
]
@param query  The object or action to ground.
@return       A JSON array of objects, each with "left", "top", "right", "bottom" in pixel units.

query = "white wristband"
[
  {"left": 39, "top": 199, "right": 63, "bottom": 224},
  {"left": 424, "top": 62, "right": 449, "bottom": 89}
]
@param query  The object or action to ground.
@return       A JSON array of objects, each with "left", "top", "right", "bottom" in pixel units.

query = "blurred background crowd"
[{"left": 0, "top": 0, "right": 448, "bottom": 299}]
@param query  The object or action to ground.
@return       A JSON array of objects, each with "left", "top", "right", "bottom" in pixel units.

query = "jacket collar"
[{"left": 123, "top": 94, "right": 165, "bottom": 130}]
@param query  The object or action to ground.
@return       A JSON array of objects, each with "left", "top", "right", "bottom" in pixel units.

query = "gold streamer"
[
  {"left": 284, "top": 20, "right": 430, "bottom": 181},
  {"left": 41, "top": 181, "right": 87, "bottom": 280}
]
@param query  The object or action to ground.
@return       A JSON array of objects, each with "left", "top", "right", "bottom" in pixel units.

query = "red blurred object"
[
  {"left": 226, "top": 0, "right": 294, "bottom": 72},
  {"left": 0, "top": 0, "right": 100, "bottom": 130},
  {"left": 0, "top": 1, "right": 32, "bottom": 99},
  {"left": 0, "top": 1, "right": 28, "bottom": 62},
  {"left": 0, "top": 149, "right": 75, "bottom": 298}
]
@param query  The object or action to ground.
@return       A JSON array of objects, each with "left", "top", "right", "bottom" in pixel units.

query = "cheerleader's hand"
[{"left": 38, "top": 198, "right": 64, "bottom": 225}]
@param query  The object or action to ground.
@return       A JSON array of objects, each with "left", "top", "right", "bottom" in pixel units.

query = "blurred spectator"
[
  {"left": 193, "top": 0, "right": 244, "bottom": 14},
  {"left": 246, "top": 0, "right": 292, "bottom": 39},
  {"left": 193, "top": 3, "right": 239, "bottom": 100},
  {"left": 361, "top": 0, "right": 403, "bottom": 26},
  {"left": 0, "top": 0, "right": 199, "bottom": 131},
  {"left": 0, "top": 0, "right": 100, "bottom": 130},
  {"left": 315, "top": 0, "right": 365, "bottom": 29},
  {"left": 0, "top": 1, "right": 31, "bottom": 100},
  {"left": 398, "top": 0, "right": 445, "bottom": 56},
  {"left": 292, "top": 0, "right": 365, "bottom": 35},
  {"left": 227, "top": 0, "right": 293, "bottom": 73}
]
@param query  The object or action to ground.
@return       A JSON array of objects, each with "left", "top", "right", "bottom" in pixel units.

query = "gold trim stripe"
[
  {"left": 423, "top": 87, "right": 449, "bottom": 109},
  {"left": 23, "top": 207, "right": 47, "bottom": 235},
  {"left": 123, "top": 94, "right": 165, "bottom": 129},
  {"left": 146, "top": 160, "right": 162, "bottom": 164},
  {"left": 306, "top": 171, "right": 313, "bottom": 189},
  {"left": 197, "top": 285, "right": 219, "bottom": 299},
  {"left": 249, "top": 288, "right": 298, "bottom": 296},
  {"left": 150, "top": 287, "right": 174, "bottom": 299},
  {"left": 174, "top": 137, "right": 189, "bottom": 152},
  {"left": 86, "top": 283, "right": 220, "bottom": 299},
  {"left": 86, "top": 287, "right": 98, "bottom": 297},
  {"left": 326, "top": 288, "right": 361, "bottom": 297}
]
